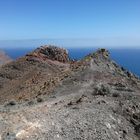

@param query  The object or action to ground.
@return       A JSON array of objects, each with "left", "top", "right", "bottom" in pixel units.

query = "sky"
[{"left": 0, "top": 0, "right": 140, "bottom": 47}]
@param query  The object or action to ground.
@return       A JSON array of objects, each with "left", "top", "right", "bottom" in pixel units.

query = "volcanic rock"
[
  {"left": 26, "top": 45, "right": 69, "bottom": 63},
  {"left": 0, "top": 46, "right": 140, "bottom": 140}
]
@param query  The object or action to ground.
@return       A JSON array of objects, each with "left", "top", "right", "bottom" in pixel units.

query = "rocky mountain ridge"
[{"left": 0, "top": 45, "right": 139, "bottom": 140}]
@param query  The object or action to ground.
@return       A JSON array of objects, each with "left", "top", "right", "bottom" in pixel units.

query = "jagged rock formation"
[
  {"left": 26, "top": 45, "right": 69, "bottom": 63},
  {"left": 0, "top": 50, "right": 12, "bottom": 66},
  {"left": 0, "top": 45, "right": 140, "bottom": 140}
]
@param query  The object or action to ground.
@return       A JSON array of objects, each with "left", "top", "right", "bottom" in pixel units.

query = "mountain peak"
[
  {"left": 90, "top": 48, "right": 110, "bottom": 60},
  {"left": 96, "top": 48, "right": 110, "bottom": 57},
  {"left": 26, "top": 45, "right": 69, "bottom": 63}
]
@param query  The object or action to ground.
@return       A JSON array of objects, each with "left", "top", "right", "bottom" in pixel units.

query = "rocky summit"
[
  {"left": 0, "top": 45, "right": 140, "bottom": 140},
  {"left": 26, "top": 45, "right": 69, "bottom": 63}
]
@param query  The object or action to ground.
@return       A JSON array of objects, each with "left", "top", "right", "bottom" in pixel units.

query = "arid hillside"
[{"left": 0, "top": 46, "right": 140, "bottom": 140}]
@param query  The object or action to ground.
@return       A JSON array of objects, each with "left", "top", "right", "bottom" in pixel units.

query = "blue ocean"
[{"left": 1, "top": 47, "right": 140, "bottom": 77}]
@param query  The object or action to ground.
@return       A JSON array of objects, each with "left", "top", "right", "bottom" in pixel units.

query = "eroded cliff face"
[
  {"left": 0, "top": 46, "right": 140, "bottom": 140},
  {"left": 0, "top": 50, "right": 12, "bottom": 65}
]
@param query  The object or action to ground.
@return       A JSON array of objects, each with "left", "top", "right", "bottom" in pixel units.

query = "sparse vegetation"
[
  {"left": 93, "top": 84, "right": 110, "bottom": 96},
  {"left": 112, "top": 92, "right": 120, "bottom": 97},
  {"left": 6, "top": 100, "right": 16, "bottom": 106},
  {"left": 37, "top": 98, "right": 43, "bottom": 103},
  {"left": 28, "top": 100, "right": 34, "bottom": 105}
]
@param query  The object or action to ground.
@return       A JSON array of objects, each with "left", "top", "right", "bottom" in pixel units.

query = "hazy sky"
[{"left": 0, "top": 0, "right": 140, "bottom": 47}]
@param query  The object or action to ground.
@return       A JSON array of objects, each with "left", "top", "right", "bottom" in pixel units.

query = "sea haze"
[{"left": 1, "top": 47, "right": 140, "bottom": 77}]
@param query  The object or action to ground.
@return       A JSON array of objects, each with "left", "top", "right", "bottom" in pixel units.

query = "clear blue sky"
[{"left": 0, "top": 0, "right": 140, "bottom": 47}]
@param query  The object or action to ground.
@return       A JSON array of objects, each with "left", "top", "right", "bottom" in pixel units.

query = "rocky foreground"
[{"left": 0, "top": 46, "right": 140, "bottom": 140}]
